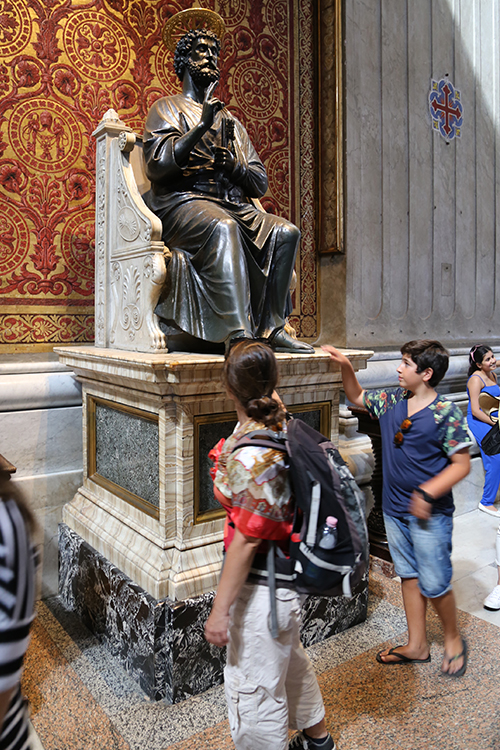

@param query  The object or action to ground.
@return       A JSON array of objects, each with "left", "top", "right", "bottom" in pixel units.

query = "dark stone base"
[
  {"left": 59, "top": 523, "right": 368, "bottom": 703},
  {"left": 369, "top": 537, "right": 393, "bottom": 563}
]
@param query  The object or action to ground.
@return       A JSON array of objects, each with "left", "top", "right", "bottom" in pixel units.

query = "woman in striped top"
[{"left": 0, "top": 458, "right": 37, "bottom": 750}]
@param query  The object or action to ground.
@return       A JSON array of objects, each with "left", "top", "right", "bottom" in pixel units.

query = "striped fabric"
[{"left": 0, "top": 498, "right": 37, "bottom": 750}]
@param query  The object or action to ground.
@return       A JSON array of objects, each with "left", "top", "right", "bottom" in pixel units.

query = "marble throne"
[
  {"left": 92, "top": 108, "right": 169, "bottom": 353},
  {"left": 56, "top": 110, "right": 372, "bottom": 703}
]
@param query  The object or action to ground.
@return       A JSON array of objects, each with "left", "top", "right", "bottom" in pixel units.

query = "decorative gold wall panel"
[{"left": 0, "top": 0, "right": 319, "bottom": 350}]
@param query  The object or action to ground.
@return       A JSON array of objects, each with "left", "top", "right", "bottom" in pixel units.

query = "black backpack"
[{"left": 232, "top": 418, "right": 368, "bottom": 613}]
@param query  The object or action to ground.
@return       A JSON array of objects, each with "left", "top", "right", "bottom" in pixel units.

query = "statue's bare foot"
[{"left": 268, "top": 328, "right": 314, "bottom": 354}]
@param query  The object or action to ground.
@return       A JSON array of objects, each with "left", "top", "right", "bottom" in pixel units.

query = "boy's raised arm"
[{"left": 321, "top": 345, "right": 365, "bottom": 407}]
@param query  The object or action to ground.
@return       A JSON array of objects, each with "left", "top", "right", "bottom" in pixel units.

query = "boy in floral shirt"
[{"left": 323, "top": 340, "right": 471, "bottom": 678}]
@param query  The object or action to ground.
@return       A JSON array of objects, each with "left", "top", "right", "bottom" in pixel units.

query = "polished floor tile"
[{"left": 21, "top": 507, "right": 500, "bottom": 750}]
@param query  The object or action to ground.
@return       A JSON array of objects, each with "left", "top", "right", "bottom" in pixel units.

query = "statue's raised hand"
[{"left": 200, "top": 81, "right": 225, "bottom": 130}]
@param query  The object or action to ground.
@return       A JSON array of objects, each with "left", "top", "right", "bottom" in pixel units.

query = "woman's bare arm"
[
  {"left": 204, "top": 528, "right": 261, "bottom": 647},
  {"left": 468, "top": 375, "right": 495, "bottom": 425}
]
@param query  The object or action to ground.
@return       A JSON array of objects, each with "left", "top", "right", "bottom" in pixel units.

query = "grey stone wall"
[
  {"left": 0, "top": 354, "right": 83, "bottom": 597},
  {"left": 320, "top": 0, "right": 500, "bottom": 351}
]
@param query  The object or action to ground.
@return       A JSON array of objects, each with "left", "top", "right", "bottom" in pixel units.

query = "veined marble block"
[
  {"left": 55, "top": 345, "right": 372, "bottom": 602},
  {"left": 56, "top": 345, "right": 372, "bottom": 701},
  {"left": 59, "top": 523, "right": 368, "bottom": 702}
]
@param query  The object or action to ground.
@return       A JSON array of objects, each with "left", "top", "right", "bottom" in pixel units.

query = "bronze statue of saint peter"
[{"left": 143, "top": 20, "right": 313, "bottom": 354}]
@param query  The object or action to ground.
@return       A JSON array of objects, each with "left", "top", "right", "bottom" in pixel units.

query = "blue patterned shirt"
[{"left": 363, "top": 388, "right": 471, "bottom": 517}]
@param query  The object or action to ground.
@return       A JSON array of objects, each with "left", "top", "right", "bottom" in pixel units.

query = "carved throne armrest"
[{"left": 92, "top": 109, "right": 171, "bottom": 352}]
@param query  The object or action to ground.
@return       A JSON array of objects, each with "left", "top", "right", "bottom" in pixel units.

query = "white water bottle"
[{"left": 317, "top": 516, "right": 338, "bottom": 549}]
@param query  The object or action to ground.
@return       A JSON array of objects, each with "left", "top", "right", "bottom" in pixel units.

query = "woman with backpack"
[{"left": 204, "top": 340, "right": 334, "bottom": 750}]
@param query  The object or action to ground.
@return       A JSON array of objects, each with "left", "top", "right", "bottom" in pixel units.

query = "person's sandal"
[
  {"left": 441, "top": 638, "right": 468, "bottom": 678},
  {"left": 376, "top": 646, "right": 431, "bottom": 665}
]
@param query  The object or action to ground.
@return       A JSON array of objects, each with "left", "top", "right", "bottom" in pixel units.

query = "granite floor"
[{"left": 22, "top": 508, "right": 500, "bottom": 750}]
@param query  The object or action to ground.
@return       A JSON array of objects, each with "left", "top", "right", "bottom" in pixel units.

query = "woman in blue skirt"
[{"left": 467, "top": 345, "right": 500, "bottom": 516}]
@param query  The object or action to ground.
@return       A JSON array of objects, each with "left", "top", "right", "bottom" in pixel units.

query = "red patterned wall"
[{"left": 0, "top": 0, "right": 317, "bottom": 351}]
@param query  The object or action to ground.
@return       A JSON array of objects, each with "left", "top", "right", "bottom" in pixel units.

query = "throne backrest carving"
[
  {"left": 129, "top": 138, "right": 151, "bottom": 196},
  {"left": 92, "top": 109, "right": 170, "bottom": 352}
]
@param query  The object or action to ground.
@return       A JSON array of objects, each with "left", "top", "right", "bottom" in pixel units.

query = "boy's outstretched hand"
[
  {"left": 321, "top": 345, "right": 351, "bottom": 367},
  {"left": 321, "top": 345, "right": 365, "bottom": 407}
]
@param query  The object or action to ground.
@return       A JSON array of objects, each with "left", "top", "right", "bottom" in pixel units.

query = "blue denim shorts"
[{"left": 383, "top": 512, "right": 453, "bottom": 598}]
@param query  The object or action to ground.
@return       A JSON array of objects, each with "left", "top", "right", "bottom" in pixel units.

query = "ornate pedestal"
[
  {"left": 56, "top": 345, "right": 371, "bottom": 702},
  {"left": 348, "top": 406, "right": 392, "bottom": 563}
]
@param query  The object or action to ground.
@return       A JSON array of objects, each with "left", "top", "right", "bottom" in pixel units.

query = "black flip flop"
[
  {"left": 441, "top": 638, "right": 468, "bottom": 678},
  {"left": 376, "top": 646, "right": 431, "bottom": 665}
]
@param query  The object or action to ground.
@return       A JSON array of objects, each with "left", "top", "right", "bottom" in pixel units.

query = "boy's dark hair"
[
  {"left": 224, "top": 340, "right": 286, "bottom": 428},
  {"left": 400, "top": 340, "right": 449, "bottom": 388},
  {"left": 468, "top": 344, "right": 493, "bottom": 377}
]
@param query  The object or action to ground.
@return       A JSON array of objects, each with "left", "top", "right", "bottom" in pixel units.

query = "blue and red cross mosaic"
[{"left": 429, "top": 78, "right": 463, "bottom": 141}]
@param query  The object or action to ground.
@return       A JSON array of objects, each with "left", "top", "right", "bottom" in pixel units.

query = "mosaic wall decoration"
[
  {"left": 0, "top": 0, "right": 318, "bottom": 350},
  {"left": 429, "top": 77, "right": 463, "bottom": 142}
]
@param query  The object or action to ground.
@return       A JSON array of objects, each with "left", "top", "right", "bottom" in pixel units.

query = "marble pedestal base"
[
  {"left": 56, "top": 346, "right": 372, "bottom": 702},
  {"left": 54, "top": 346, "right": 371, "bottom": 603},
  {"left": 59, "top": 523, "right": 219, "bottom": 703},
  {"left": 59, "top": 523, "right": 368, "bottom": 703}
]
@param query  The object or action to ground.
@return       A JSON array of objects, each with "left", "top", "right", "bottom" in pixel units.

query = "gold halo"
[{"left": 163, "top": 7, "right": 226, "bottom": 53}]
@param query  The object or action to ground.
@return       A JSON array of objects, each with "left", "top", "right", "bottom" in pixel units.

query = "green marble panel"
[
  {"left": 290, "top": 408, "right": 322, "bottom": 433},
  {"left": 95, "top": 402, "right": 159, "bottom": 508},
  {"left": 195, "top": 405, "right": 327, "bottom": 520},
  {"left": 197, "top": 417, "right": 237, "bottom": 517}
]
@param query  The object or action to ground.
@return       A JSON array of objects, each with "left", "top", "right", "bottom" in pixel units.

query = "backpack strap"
[
  {"left": 306, "top": 471, "right": 322, "bottom": 547},
  {"left": 231, "top": 429, "right": 288, "bottom": 639},
  {"left": 267, "top": 541, "right": 279, "bottom": 639},
  {"left": 231, "top": 429, "right": 288, "bottom": 454}
]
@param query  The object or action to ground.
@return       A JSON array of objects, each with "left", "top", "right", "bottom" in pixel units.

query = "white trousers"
[{"left": 224, "top": 584, "right": 325, "bottom": 750}]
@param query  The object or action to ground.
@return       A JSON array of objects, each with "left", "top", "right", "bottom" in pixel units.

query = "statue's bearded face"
[{"left": 187, "top": 36, "right": 220, "bottom": 87}]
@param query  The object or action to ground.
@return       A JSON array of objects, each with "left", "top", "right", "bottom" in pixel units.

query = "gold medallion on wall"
[
  {"left": 8, "top": 99, "right": 83, "bottom": 174},
  {"left": 0, "top": 1, "right": 32, "bottom": 57},
  {"left": 0, "top": 0, "right": 325, "bottom": 350},
  {"left": 62, "top": 11, "right": 130, "bottom": 82}
]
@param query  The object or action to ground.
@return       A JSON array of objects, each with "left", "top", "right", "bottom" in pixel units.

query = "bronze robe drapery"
[{"left": 143, "top": 94, "right": 299, "bottom": 344}]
